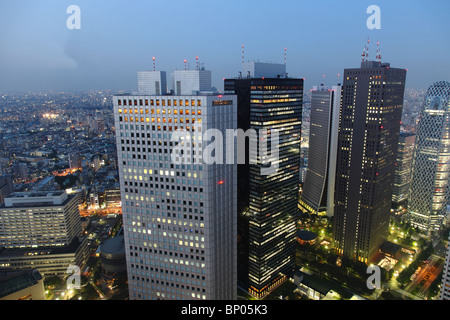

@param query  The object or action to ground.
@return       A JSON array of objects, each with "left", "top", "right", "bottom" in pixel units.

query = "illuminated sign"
[{"left": 212, "top": 100, "right": 233, "bottom": 106}]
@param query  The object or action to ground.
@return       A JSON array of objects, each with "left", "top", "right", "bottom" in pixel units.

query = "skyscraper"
[
  {"left": 299, "top": 84, "right": 341, "bottom": 217},
  {"left": 408, "top": 81, "right": 450, "bottom": 233},
  {"left": 114, "top": 68, "right": 237, "bottom": 300},
  {"left": 392, "top": 132, "right": 415, "bottom": 210},
  {"left": 224, "top": 73, "right": 303, "bottom": 299},
  {"left": 333, "top": 60, "right": 407, "bottom": 263}
]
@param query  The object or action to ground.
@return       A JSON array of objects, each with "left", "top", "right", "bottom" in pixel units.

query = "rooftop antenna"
[
  {"left": 361, "top": 37, "right": 370, "bottom": 62},
  {"left": 196, "top": 56, "right": 199, "bottom": 70},
  {"left": 366, "top": 37, "right": 370, "bottom": 61},
  {"left": 337, "top": 73, "right": 341, "bottom": 85},
  {"left": 184, "top": 59, "right": 187, "bottom": 70},
  {"left": 152, "top": 57, "right": 156, "bottom": 71},
  {"left": 284, "top": 47, "right": 287, "bottom": 66},
  {"left": 242, "top": 44, "right": 245, "bottom": 65},
  {"left": 376, "top": 41, "right": 382, "bottom": 63}
]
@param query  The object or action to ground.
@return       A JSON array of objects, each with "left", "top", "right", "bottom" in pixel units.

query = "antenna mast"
[
  {"left": 376, "top": 41, "right": 382, "bottom": 63},
  {"left": 242, "top": 44, "right": 245, "bottom": 65},
  {"left": 152, "top": 57, "right": 156, "bottom": 71},
  {"left": 361, "top": 37, "right": 370, "bottom": 62}
]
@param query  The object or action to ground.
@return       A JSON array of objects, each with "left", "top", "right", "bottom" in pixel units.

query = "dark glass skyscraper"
[
  {"left": 333, "top": 61, "right": 407, "bottom": 263},
  {"left": 224, "top": 76, "right": 303, "bottom": 298},
  {"left": 392, "top": 132, "right": 415, "bottom": 210},
  {"left": 299, "top": 84, "right": 341, "bottom": 217}
]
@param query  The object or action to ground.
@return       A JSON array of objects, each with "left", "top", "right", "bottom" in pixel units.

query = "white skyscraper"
[
  {"left": 114, "top": 68, "right": 237, "bottom": 300},
  {"left": 409, "top": 81, "right": 450, "bottom": 233}
]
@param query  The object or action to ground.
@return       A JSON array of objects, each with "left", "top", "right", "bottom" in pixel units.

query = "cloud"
[{"left": 0, "top": 41, "right": 78, "bottom": 71}]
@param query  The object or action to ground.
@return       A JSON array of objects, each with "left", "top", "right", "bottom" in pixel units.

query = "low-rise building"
[{"left": 0, "top": 268, "right": 45, "bottom": 300}]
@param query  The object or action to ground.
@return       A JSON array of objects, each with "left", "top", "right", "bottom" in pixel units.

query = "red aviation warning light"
[{"left": 217, "top": 180, "right": 225, "bottom": 185}]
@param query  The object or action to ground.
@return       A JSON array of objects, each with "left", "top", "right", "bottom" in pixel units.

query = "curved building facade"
[
  {"left": 409, "top": 81, "right": 450, "bottom": 233},
  {"left": 100, "top": 235, "right": 126, "bottom": 273}
]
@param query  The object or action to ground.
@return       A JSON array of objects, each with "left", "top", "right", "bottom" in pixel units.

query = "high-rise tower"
[
  {"left": 114, "top": 68, "right": 237, "bottom": 300},
  {"left": 224, "top": 69, "right": 303, "bottom": 299},
  {"left": 333, "top": 60, "right": 407, "bottom": 263},
  {"left": 408, "top": 81, "right": 450, "bottom": 233},
  {"left": 299, "top": 84, "right": 341, "bottom": 217},
  {"left": 392, "top": 132, "right": 415, "bottom": 210}
]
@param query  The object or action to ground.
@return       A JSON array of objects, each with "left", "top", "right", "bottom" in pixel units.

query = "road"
[{"left": 402, "top": 255, "right": 443, "bottom": 299}]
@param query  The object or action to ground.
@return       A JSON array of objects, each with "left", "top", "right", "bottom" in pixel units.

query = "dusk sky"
[{"left": 0, "top": 0, "right": 449, "bottom": 93}]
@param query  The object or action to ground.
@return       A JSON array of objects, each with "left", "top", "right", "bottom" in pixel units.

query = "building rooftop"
[
  {"left": 2, "top": 191, "right": 71, "bottom": 208},
  {"left": 100, "top": 235, "right": 125, "bottom": 256},
  {"left": 380, "top": 241, "right": 402, "bottom": 255},
  {"left": 0, "top": 237, "right": 83, "bottom": 258},
  {"left": 0, "top": 268, "right": 42, "bottom": 298}
]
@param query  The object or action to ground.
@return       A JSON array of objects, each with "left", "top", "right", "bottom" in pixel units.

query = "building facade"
[
  {"left": 114, "top": 69, "right": 237, "bottom": 300},
  {"left": 0, "top": 191, "right": 82, "bottom": 249},
  {"left": 333, "top": 61, "right": 407, "bottom": 263},
  {"left": 224, "top": 75, "right": 303, "bottom": 298},
  {"left": 392, "top": 132, "right": 415, "bottom": 210},
  {"left": 0, "top": 191, "right": 87, "bottom": 277},
  {"left": 138, "top": 71, "right": 167, "bottom": 96},
  {"left": 408, "top": 81, "right": 450, "bottom": 233},
  {"left": 299, "top": 84, "right": 341, "bottom": 217}
]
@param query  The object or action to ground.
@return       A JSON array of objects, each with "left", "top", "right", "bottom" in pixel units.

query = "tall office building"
[
  {"left": 224, "top": 72, "right": 303, "bottom": 299},
  {"left": 114, "top": 68, "right": 237, "bottom": 300},
  {"left": 299, "top": 84, "right": 341, "bottom": 217},
  {"left": 333, "top": 60, "right": 407, "bottom": 263},
  {"left": 392, "top": 132, "right": 415, "bottom": 209},
  {"left": 408, "top": 81, "right": 450, "bottom": 233}
]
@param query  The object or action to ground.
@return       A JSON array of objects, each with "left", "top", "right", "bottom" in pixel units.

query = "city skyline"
[
  {"left": 1, "top": 0, "right": 450, "bottom": 305},
  {"left": 1, "top": 0, "right": 449, "bottom": 93}
]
